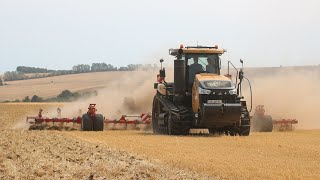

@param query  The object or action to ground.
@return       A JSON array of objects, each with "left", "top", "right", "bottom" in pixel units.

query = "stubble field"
[{"left": 1, "top": 103, "right": 320, "bottom": 179}]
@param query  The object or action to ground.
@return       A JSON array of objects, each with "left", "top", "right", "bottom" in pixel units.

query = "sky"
[{"left": 0, "top": 0, "right": 319, "bottom": 72}]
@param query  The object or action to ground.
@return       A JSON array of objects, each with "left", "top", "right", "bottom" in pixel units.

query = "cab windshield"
[
  {"left": 186, "top": 54, "right": 220, "bottom": 74},
  {"left": 183, "top": 54, "right": 221, "bottom": 88}
]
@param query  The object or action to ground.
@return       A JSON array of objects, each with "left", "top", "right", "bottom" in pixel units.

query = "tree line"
[{"left": 1, "top": 63, "right": 158, "bottom": 82}]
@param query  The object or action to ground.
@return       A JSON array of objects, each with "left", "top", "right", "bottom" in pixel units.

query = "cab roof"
[{"left": 169, "top": 46, "right": 226, "bottom": 56}]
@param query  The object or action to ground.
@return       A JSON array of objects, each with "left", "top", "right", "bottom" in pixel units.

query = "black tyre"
[
  {"left": 81, "top": 113, "right": 93, "bottom": 131},
  {"left": 93, "top": 114, "right": 104, "bottom": 131}
]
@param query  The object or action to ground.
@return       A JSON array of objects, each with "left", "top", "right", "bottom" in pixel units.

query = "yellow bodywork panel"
[
  {"left": 196, "top": 73, "right": 231, "bottom": 81},
  {"left": 192, "top": 79, "right": 200, "bottom": 113},
  {"left": 192, "top": 73, "right": 232, "bottom": 113},
  {"left": 181, "top": 48, "right": 225, "bottom": 54}
]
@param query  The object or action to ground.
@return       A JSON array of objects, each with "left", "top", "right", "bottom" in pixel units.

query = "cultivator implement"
[
  {"left": 26, "top": 104, "right": 151, "bottom": 131},
  {"left": 104, "top": 114, "right": 151, "bottom": 130},
  {"left": 251, "top": 105, "right": 298, "bottom": 132},
  {"left": 273, "top": 119, "right": 298, "bottom": 131}
]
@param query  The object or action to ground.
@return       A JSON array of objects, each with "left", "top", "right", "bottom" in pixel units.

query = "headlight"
[
  {"left": 198, "top": 87, "right": 211, "bottom": 95},
  {"left": 229, "top": 89, "right": 237, "bottom": 95}
]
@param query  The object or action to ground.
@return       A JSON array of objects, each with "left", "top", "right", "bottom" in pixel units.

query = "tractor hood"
[{"left": 195, "top": 73, "right": 234, "bottom": 89}]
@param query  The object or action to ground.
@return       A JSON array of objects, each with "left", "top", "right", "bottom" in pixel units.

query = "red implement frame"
[
  {"left": 104, "top": 114, "right": 151, "bottom": 129},
  {"left": 26, "top": 108, "right": 151, "bottom": 129},
  {"left": 273, "top": 119, "right": 298, "bottom": 131}
]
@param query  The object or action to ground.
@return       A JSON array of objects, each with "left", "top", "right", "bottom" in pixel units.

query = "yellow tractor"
[{"left": 152, "top": 45, "right": 252, "bottom": 135}]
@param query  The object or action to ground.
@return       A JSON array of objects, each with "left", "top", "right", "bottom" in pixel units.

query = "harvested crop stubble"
[
  {"left": 0, "top": 103, "right": 65, "bottom": 129},
  {"left": 0, "top": 130, "right": 211, "bottom": 179},
  {"left": 65, "top": 130, "right": 320, "bottom": 179}
]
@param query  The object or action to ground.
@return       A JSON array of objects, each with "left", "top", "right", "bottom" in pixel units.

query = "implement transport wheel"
[
  {"left": 81, "top": 113, "right": 104, "bottom": 131},
  {"left": 152, "top": 95, "right": 167, "bottom": 134},
  {"left": 93, "top": 114, "right": 104, "bottom": 131},
  {"left": 81, "top": 113, "right": 93, "bottom": 131},
  {"left": 252, "top": 115, "right": 273, "bottom": 132}
]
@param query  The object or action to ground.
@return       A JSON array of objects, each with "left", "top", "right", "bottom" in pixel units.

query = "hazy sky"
[{"left": 1, "top": 0, "right": 319, "bottom": 72}]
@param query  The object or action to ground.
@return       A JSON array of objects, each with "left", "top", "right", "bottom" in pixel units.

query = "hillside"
[{"left": 0, "top": 71, "right": 155, "bottom": 102}]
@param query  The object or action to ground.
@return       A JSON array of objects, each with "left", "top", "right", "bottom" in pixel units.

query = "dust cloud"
[
  {"left": 57, "top": 70, "right": 163, "bottom": 120},
  {"left": 243, "top": 66, "right": 320, "bottom": 129}
]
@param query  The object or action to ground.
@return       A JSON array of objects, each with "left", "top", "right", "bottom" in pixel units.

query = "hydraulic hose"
[{"left": 243, "top": 76, "right": 253, "bottom": 112}]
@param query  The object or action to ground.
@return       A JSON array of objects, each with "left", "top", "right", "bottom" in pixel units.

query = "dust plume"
[
  {"left": 58, "top": 70, "right": 164, "bottom": 120},
  {"left": 243, "top": 66, "right": 320, "bottom": 129}
]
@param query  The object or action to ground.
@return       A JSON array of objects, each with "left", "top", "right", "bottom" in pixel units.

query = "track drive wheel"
[{"left": 152, "top": 95, "right": 167, "bottom": 134}]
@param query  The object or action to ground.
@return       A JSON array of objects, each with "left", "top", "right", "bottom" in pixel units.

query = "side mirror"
[{"left": 239, "top": 59, "right": 244, "bottom": 80}]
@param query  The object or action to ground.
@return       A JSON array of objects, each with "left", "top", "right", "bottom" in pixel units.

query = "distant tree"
[
  {"left": 91, "top": 62, "right": 117, "bottom": 72},
  {"left": 3, "top": 71, "right": 26, "bottom": 81},
  {"left": 23, "top": 96, "right": 30, "bottom": 102},
  {"left": 16, "top": 66, "right": 49, "bottom": 73},
  {"left": 57, "top": 90, "right": 73, "bottom": 99},
  {"left": 0, "top": 78, "right": 3, "bottom": 86},
  {"left": 72, "top": 64, "right": 91, "bottom": 73},
  {"left": 31, "top": 95, "right": 43, "bottom": 102},
  {"left": 57, "top": 90, "right": 80, "bottom": 101}
]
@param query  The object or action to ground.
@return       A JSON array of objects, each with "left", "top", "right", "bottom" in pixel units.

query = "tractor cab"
[
  {"left": 168, "top": 45, "right": 227, "bottom": 94},
  {"left": 185, "top": 52, "right": 221, "bottom": 91}
]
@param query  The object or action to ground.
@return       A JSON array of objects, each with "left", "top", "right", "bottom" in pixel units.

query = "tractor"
[{"left": 152, "top": 45, "right": 252, "bottom": 135}]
